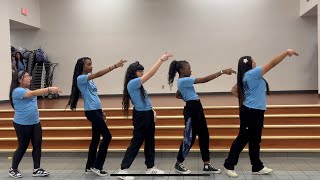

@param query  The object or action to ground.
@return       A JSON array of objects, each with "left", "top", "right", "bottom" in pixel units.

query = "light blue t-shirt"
[
  {"left": 77, "top": 75, "right": 102, "bottom": 111},
  {"left": 178, "top": 77, "right": 199, "bottom": 102},
  {"left": 17, "top": 60, "right": 25, "bottom": 72},
  {"left": 12, "top": 87, "right": 40, "bottom": 125},
  {"left": 128, "top": 78, "right": 152, "bottom": 111},
  {"left": 243, "top": 66, "right": 267, "bottom": 110}
]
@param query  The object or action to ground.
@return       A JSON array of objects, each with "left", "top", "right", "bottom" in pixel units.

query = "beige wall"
[
  {"left": 0, "top": 0, "right": 12, "bottom": 101},
  {"left": 8, "top": 0, "right": 40, "bottom": 28},
  {"left": 9, "top": 0, "right": 318, "bottom": 97},
  {"left": 300, "top": 0, "right": 319, "bottom": 16},
  {"left": 0, "top": 0, "right": 40, "bottom": 101}
]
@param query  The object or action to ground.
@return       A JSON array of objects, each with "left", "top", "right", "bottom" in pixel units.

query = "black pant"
[
  {"left": 85, "top": 109, "right": 112, "bottom": 170},
  {"left": 12, "top": 122, "right": 42, "bottom": 169},
  {"left": 177, "top": 100, "right": 210, "bottom": 163},
  {"left": 224, "top": 105, "right": 265, "bottom": 172},
  {"left": 121, "top": 109, "right": 155, "bottom": 169}
]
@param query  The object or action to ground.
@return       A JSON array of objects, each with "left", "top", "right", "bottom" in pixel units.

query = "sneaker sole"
[
  {"left": 32, "top": 174, "right": 49, "bottom": 177},
  {"left": 8, "top": 173, "right": 22, "bottom": 179},
  {"left": 224, "top": 167, "right": 238, "bottom": 177},
  {"left": 174, "top": 168, "right": 191, "bottom": 174},
  {"left": 252, "top": 170, "right": 273, "bottom": 175},
  {"left": 203, "top": 169, "right": 221, "bottom": 174},
  {"left": 91, "top": 168, "right": 109, "bottom": 177},
  {"left": 92, "top": 172, "right": 108, "bottom": 177}
]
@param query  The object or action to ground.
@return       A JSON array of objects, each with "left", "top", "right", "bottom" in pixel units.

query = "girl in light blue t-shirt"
[
  {"left": 8, "top": 70, "right": 61, "bottom": 178},
  {"left": 117, "top": 53, "right": 173, "bottom": 179},
  {"left": 224, "top": 49, "right": 298, "bottom": 177},
  {"left": 168, "top": 60, "right": 236, "bottom": 174},
  {"left": 66, "top": 57, "right": 126, "bottom": 177}
]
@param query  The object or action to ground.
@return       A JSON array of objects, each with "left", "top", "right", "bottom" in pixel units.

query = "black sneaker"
[
  {"left": 90, "top": 167, "right": 108, "bottom": 177},
  {"left": 203, "top": 163, "right": 221, "bottom": 174},
  {"left": 174, "top": 162, "right": 191, "bottom": 174},
  {"left": 33, "top": 168, "right": 50, "bottom": 177},
  {"left": 8, "top": 168, "right": 22, "bottom": 178}
]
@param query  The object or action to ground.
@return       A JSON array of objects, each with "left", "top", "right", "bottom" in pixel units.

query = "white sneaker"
[
  {"left": 146, "top": 166, "right": 164, "bottom": 174},
  {"left": 90, "top": 167, "right": 108, "bottom": 177},
  {"left": 252, "top": 167, "right": 273, "bottom": 175},
  {"left": 117, "top": 169, "right": 134, "bottom": 180},
  {"left": 224, "top": 167, "right": 238, "bottom": 177}
]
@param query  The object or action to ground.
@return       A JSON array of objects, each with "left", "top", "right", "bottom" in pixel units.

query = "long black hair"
[
  {"left": 237, "top": 56, "right": 270, "bottom": 107},
  {"left": 15, "top": 52, "right": 24, "bottom": 70},
  {"left": 66, "top": 57, "right": 91, "bottom": 110},
  {"left": 122, "top": 62, "right": 146, "bottom": 116},
  {"left": 9, "top": 70, "right": 28, "bottom": 109},
  {"left": 168, "top": 60, "right": 189, "bottom": 90}
]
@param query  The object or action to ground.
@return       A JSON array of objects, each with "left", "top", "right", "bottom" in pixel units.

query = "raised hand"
[
  {"left": 160, "top": 52, "right": 173, "bottom": 62},
  {"left": 286, "top": 49, "right": 299, "bottom": 57},
  {"left": 115, "top": 59, "right": 127, "bottom": 68}
]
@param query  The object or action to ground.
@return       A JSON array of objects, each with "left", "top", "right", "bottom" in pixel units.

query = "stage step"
[
  {"left": 1, "top": 125, "right": 320, "bottom": 137},
  {"left": 1, "top": 105, "right": 320, "bottom": 152},
  {"left": 1, "top": 105, "right": 320, "bottom": 118}
]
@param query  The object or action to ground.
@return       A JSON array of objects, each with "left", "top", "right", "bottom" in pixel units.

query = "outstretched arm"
[
  {"left": 140, "top": 52, "right": 173, "bottom": 84},
  {"left": 24, "top": 87, "right": 62, "bottom": 98},
  {"left": 194, "top": 68, "right": 236, "bottom": 84},
  {"left": 88, "top": 59, "right": 127, "bottom": 80},
  {"left": 262, "top": 49, "right": 298, "bottom": 76}
]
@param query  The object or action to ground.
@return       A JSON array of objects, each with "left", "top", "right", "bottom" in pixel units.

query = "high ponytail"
[{"left": 168, "top": 60, "right": 188, "bottom": 90}]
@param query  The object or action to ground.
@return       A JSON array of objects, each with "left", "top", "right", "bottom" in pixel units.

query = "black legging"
[
  {"left": 12, "top": 122, "right": 42, "bottom": 169},
  {"left": 84, "top": 109, "right": 112, "bottom": 170}
]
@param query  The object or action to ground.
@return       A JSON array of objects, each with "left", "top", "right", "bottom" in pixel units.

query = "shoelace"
[
  {"left": 35, "top": 168, "right": 45, "bottom": 174},
  {"left": 10, "top": 169, "right": 20, "bottom": 175},
  {"left": 179, "top": 164, "right": 187, "bottom": 171},
  {"left": 205, "top": 164, "right": 218, "bottom": 171}
]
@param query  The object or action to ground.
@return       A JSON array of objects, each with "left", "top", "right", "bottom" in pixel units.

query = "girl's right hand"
[
  {"left": 222, "top": 68, "right": 237, "bottom": 75},
  {"left": 160, "top": 52, "right": 173, "bottom": 62},
  {"left": 115, "top": 59, "right": 127, "bottom": 68},
  {"left": 286, "top": 49, "right": 299, "bottom": 57},
  {"left": 49, "top": 87, "right": 62, "bottom": 93}
]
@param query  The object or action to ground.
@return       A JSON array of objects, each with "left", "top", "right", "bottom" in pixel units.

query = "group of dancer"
[{"left": 8, "top": 49, "right": 298, "bottom": 179}]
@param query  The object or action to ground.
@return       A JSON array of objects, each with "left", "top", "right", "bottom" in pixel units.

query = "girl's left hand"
[
  {"left": 103, "top": 112, "right": 107, "bottom": 123},
  {"left": 153, "top": 110, "right": 157, "bottom": 123}
]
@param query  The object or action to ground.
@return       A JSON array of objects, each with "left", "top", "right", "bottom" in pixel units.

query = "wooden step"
[
  {"left": 1, "top": 114, "right": 320, "bottom": 127},
  {"left": 1, "top": 125, "right": 320, "bottom": 137},
  {"left": 1, "top": 105, "right": 320, "bottom": 118}
]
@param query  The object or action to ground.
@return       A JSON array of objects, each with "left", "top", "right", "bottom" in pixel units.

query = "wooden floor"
[{"left": 1, "top": 92, "right": 320, "bottom": 110}]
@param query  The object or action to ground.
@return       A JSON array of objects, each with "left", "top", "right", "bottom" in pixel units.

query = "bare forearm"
[
  {"left": 195, "top": 71, "right": 223, "bottom": 84},
  {"left": 269, "top": 52, "right": 288, "bottom": 69},
  {"left": 146, "top": 59, "right": 163, "bottom": 78},
  {"left": 30, "top": 88, "right": 50, "bottom": 97},
  {"left": 141, "top": 59, "right": 163, "bottom": 84},
  {"left": 95, "top": 64, "right": 117, "bottom": 78}
]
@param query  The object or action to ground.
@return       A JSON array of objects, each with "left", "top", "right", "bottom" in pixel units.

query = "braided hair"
[{"left": 66, "top": 57, "right": 91, "bottom": 110}]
